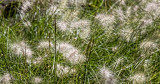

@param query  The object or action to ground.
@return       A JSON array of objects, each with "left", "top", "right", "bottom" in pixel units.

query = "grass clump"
[{"left": 0, "top": 0, "right": 160, "bottom": 84}]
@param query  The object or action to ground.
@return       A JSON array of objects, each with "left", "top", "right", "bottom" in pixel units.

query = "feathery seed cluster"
[
  {"left": 56, "top": 64, "right": 76, "bottom": 77},
  {"left": 131, "top": 73, "right": 146, "bottom": 84},
  {"left": 0, "top": 73, "right": 13, "bottom": 84},
  {"left": 99, "top": 66, "right": 116, "bottom": 84},
  {"left": 57, "top": 42, "right": 86, "bottom": 64},
  {"left": 33, "top": 76, "right": 42, "bottom": 84}
]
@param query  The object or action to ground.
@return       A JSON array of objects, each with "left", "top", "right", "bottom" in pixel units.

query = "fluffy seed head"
[
  {"left": 114, "top": 7, "right": 125, "bottom": 22},
  {"left": 68, "top": 0, "right": 87, "bottom": 6},
  {"left": 141, "top": 18, "right": 153, "bottom": 28},
  {"left": 79, "top": 26, "right": 91, "bottom": 39},
  {"left": 21, "top": 0, "right": 32, "bottom": 12},
  {"left": 11, "top": 41, "right": 33, "bottom": 58},
  {"left": 131, "top": 73, "right": 146, "bottom": 84},
  {"left": 70, "top": 19, "right": 90, "bottom": 29},
  {"left": 144, "top": 1, "right": 160, "bottom": 18},
  {"left": 99, "top": 66, "right": 116, "bottom": 84},
  {"left": 23, "top": 20, "right": 31, "bottom": 27},
  {"left": 0, "top": 73, "right": 12, "bottom": 84},
  {"left": 57, "top": 21, "right": 68, "bottom": 31},
  {"left": 57, "top": 42, "right": 86, "bottom": 64},
  {"left": 20, "top": 0, "right": 34, "bottom": 19},
  {"left": 113, "top": 57, "right": 124, "bottom": 68},
  {"left": 126, "top": 6, "right": 132, "bottom": 18},
  {"left": 95, "top": 13, "right": 115, "bottom": 27},
  {"left": 70, "top": 19, "right": 91, "bottom": 39},
  {"left": 46, "top": 5, "right": 62, "bottom": 16},
  {"left": 112, "top": 46, "right": 118, "bottom": 52},
  {"left": 33, "top": 77, "right": 42, "bottom": 84},
  {"left": 56, "top": 64, "right": 76, "bottom": 77},
  {"left": 140, "top": 40, "right": 158, "bottom": 51},
  {"left": 120, "top": 28, "right": 136, "bottom": 42},
  {"left": 38, "top": 41, "right": 54, "bottom": 48},
  {"left": 144, "top": 1, "right": 159, "bottom": 13},
  {"left": 144, "top": 59, "right": 150, "bottom": 69}
]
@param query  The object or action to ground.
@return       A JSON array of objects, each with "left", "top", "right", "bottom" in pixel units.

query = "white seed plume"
[
  {"left": 112, "top": 46, "right": 118, "bottom": 52},
  {"left": 70, "top": 19, "right": 90, "bottom": 29},
  {"left": 114, "top": 7, "right": 126, "bottom": 22},
  {"left": 38, "top": 41, "right": 54, "bottom": 48},
  {"left": 23, "top": 20, "right": 31, "bottom": 27},
  {"left": 57, "top": 42, "right": 86, "bottom": 64},
  {"left": 33, "top": 77, "right": 42, "bottom": 84},
  {"left": 20, "top": 0, "right": 34, "bottom": 19},
  {"left": 69, "top": 19, "right": 91, "bottom": 39},
  {"left": 79, "top": 26, "right": 91, "bottom": 39},
  {"left": 57, "top": 21, "right": 68, "bottom": 31},
  {"left": 68, "top": 0, "right": 87, "bottom": 6},
  {"left": 144, "top": 1, "right": 160, "bottom": 18},
  {"left": 119, "top": 0, "right": 126, "bottom": 5},
  {"left": 126, "top": 6, "right": 132, "bottom": 18},
  {"left": 21, "top": 0, "right": 32, "bottom": 12},
  {"left": 0, "top": 73, "right": 12, "bottom": 84},
  {"left": 144, "top": 59, "right": 151, "bottom": 69},
  {"left": 99, "top": 66, "right": 116, "bottom": 84},
  {"left": 46, "top": 5, "right": 62, "bottom": 16},
  {"left": 95, "top": 13, "right": 115, "bottom": 27},
  {"left": 140, "top": 40, "right": 158, "bottom": 51},
  {"left": 141, "top": 17, "right": 153, "bottom": 28},
  {"left": 113, "top": 58, "right": 124, "bottom": 68},
  {"left": 133, "top": 5, "right": 139, "bottom": 12},
  {"left": 11, "top": 41, "right": 33, "bottom": 58},
  {"left": 59, "top": 0, "right": 68, "bottom": 8},
  {"left": 56, "top": 64, "right": 76, "bottom": 77},
  {"left": 131, "top": 73, "right": 146, "bottom": 84},
  {"left": 120, "top": 28, "right": 136, "bottom": 42}
]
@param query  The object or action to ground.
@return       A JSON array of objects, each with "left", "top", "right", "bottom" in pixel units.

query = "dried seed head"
[
  {"left": 33, "top": 76, "right": 42, "bottom": 84},
  {"left": 56, "top": 64, "right": 76, "bottom": 77},
  {"left": 0, "top": 73, "right": 13, "bottom": 84},
  {"left": 11, "top": 41, "right": 33, "bottom": 59},
  {"left": 57, "top": 21, "right": 68, "bottom": 31},
  {"left": 57, "top": 42, "right": 86, "bottom": 64},
  {"left": 95, "top": 13, "right": 115, "bottom": 27},
  {"left": 144, "top": 1, "right": 160, "bottom": 18},
  {"left": 119, "top": 28, "right": 136, "bottom": 42},
  {"left": 38, "top": 41, "right": 54, "bottom": 48},
  {"left": 46, "top": 5, "right": 62, "bottom": 16},
  {"left": 99, "top": 66, "right": 116, "bottom": 84},
  {"left": 140, "top": 40, "right": 158, "bottom": 51},
  {"left": 23, "top": 20, "right": 31, "bottom": 27},
  {"left": 131, "top": 73, "right": 146, "bottom": 84}
]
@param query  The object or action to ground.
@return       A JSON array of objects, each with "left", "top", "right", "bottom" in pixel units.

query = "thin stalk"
[{"left": 52, "top": 15, "right": 57, "bottom": 83}]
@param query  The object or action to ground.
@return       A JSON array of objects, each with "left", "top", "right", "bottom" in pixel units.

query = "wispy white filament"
[
  {"left": 57, "top": 42, "right": 86, "bottom": 64},
  {"left": 99, "top": 66, "right": 116, "bottom": 84},
  {"left": 11, "top": 41, "right": 33, "bottom": 59},
  {"left": 0, "top": 73, "right": 12, "bottom": 84},
  {"left": 131, "top": 73, "right": 146, "bottom": 84},
  {"left": 56, "top": 64, "right": 76, "bottom": 77}
]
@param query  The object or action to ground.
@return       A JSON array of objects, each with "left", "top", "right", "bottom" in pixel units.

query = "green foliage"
[{"left": 0, "top": 0, "right": 160, "bottom": 84}]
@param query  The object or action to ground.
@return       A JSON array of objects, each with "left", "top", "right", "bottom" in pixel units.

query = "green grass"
[{"left": 0, "top": 0, "right": 160, "bottom": 84}]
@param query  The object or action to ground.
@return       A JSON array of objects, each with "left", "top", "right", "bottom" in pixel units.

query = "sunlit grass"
[{"left": 0, "top": 0, "right": 160, "bottom": 84}]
